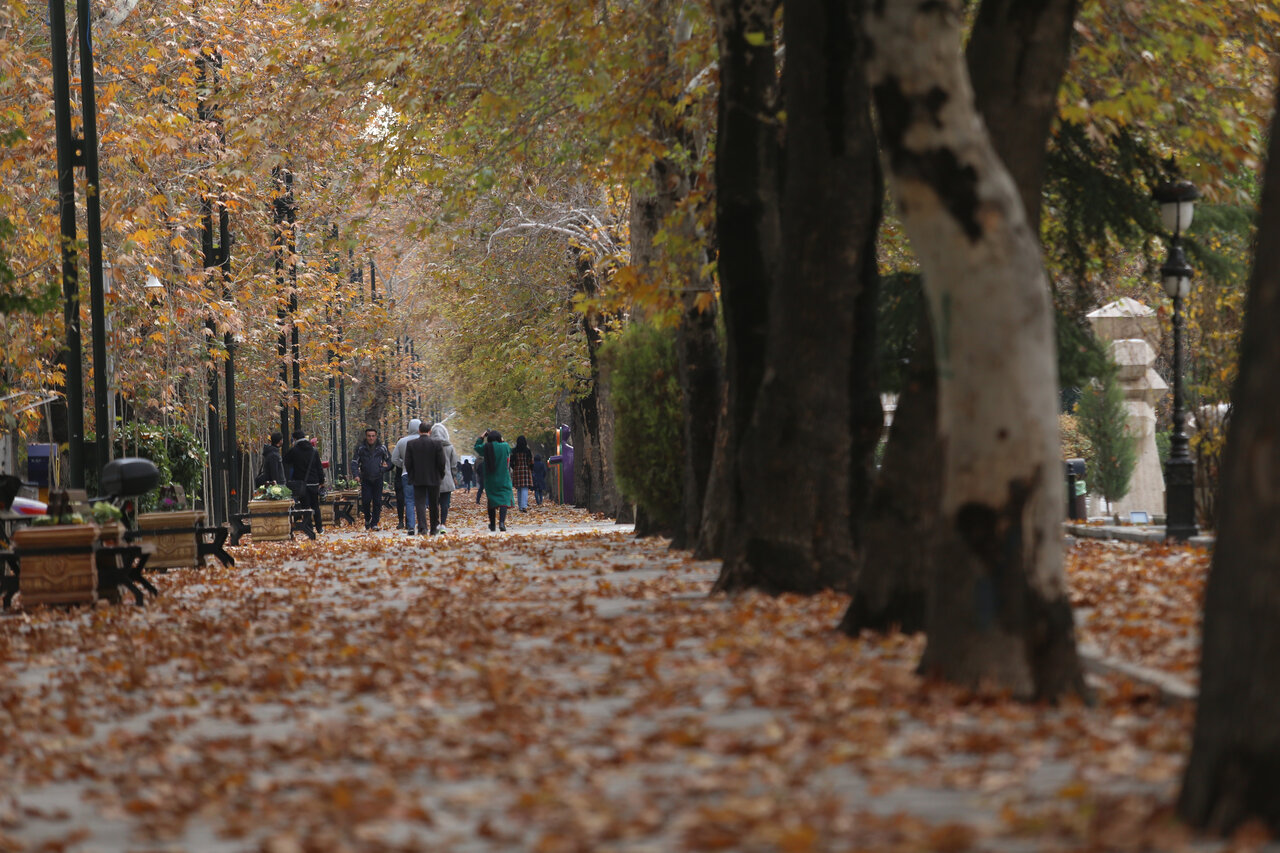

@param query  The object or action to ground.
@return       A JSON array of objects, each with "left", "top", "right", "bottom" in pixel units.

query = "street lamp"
[{"left": 1154, "top": 179, "right": 1200, "bottom": 541}]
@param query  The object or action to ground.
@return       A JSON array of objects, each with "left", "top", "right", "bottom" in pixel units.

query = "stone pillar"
[{"left": 1085, "top": 298, "right": 1167, "bottom": 518}]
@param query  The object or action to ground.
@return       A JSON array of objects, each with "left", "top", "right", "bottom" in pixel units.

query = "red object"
[
  {"left": 322, "top": 460, "right": 330, "bottom": 468},
  {"left": 12, "top": 497, "right": 46, "bottom": 516}
]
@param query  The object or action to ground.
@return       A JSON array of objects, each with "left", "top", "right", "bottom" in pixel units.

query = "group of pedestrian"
[{"left": 255, "top": 418, "right": 551, "bottom": 536}]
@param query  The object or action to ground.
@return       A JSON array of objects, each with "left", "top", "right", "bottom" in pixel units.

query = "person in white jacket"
[
  {"left": 430, "top": 422, "right": 458, "bottom": 534},
  {"left": 390, "top": 418, "right": 422, "bottom": 534}
]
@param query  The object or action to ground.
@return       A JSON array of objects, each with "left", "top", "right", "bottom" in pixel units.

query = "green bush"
[
  {"left": 600, "top": 319, "right": 683, "bottom": 532},
  {"left": 1075, "top": 369, "right": 1137, "bottom": 514},
  {"left": 86, "top": 422, "right": 206, "bottom": 511}
]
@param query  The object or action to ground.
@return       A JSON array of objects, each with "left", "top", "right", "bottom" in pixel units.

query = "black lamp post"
[{"left": 1154, "top": 180, "right": 1200, "bottom": 541}]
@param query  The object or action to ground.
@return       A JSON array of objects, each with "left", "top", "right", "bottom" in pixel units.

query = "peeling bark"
[
  {"left": 845, "top": 0, "right": 1080, "bottom": 636},
  {"left": 864, "top": 0, "right": 1084, "bottom": 700},
  {"left": 1179, "top": 81, "right": 1280, "bottom": 835}
]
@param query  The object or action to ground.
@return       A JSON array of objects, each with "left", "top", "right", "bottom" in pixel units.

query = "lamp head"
[{"left": 1153, "top": 180, "right": 1200, "bottom": 237}]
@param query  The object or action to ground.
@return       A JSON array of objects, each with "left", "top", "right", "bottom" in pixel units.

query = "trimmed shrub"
[
  {"left": 600, "top": 320, "right": 683, "bottom": 532},
  {"left": 1076, "top": 369, "right": 1137, "bottom": 515}
]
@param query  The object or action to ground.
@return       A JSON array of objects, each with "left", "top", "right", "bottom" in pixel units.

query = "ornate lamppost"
[{"left": 1154, "top": 180, "right": 1200, "bottom": 541}]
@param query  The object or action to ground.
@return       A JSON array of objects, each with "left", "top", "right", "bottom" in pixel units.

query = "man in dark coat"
[
  {"left": 403, "top": 420, "right": 446, "bottom": 535},
  {"left": 256, "top": 432, "right": 287, "bottom": 487},
  {"left": 282, "top": 428, "right": 326, "bottom": 533},
  {"left": 351, "top": 427, "right": 392, "bottom": 530}
]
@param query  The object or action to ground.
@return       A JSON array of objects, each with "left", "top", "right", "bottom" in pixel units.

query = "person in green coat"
[{"left": 475, "top": 430, "right": 514, "bottom": 531}]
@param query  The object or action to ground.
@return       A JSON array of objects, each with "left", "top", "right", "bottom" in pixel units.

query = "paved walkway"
[{"left": 0, "top": 501, "right": 1256, "bottom": 851}]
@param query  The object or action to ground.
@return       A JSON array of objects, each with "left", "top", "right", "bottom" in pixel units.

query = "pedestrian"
[
  {"left": 510, "top": 435, "right": 534, "bottom": 512},
  {"left": 352, "top": 427, "right": 392, "bottom": 530},
  {"left": 255, "top": 431, "right": 287, "bottom": 487},
  {"left": 404, "top": 420, "right": 446, "bottom": 536},
  {"left": 532, "top": 453, "right": 548, "bottom": 506},
  {"left": 459, "top": 457, "right": 475, "bottom": 493},
  {"left": 390, "top": 417, "right": 422, "bottom": 533},
  {"left": 475, "top": 430, "right": 513, "bottom": 532},
  {"left": 474, "top": 454, "right": 486, "bottom": 504},
  {"left": 282, "top": 428, "right": 325, "bottom": 533},
  {"left": 393, "top": 458, "right": 406, "bottom": 528},
  {"left": 430, "top": 422, "right": 458, "bottom": 533}
]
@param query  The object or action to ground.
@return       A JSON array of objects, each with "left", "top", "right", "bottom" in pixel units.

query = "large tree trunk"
[
  {"left": 631, "top": 149, "right": 719, "bottom": 548},
  {"left": 714, "top": 0, "right": 882, "bottom": 594},
  {"left": 966, "top": 0, "right": 1079, "bottom": 230},
  {"left": 571, "top": 254, "right": 623, "bottom": 517},
  {"left": 675, "top": 291, "right": 722, "bottom": 549},
  {"left": 698, "top": 0, "right": 781, "bottom": 560},
  {"left": 864, "top": 0, "right": 1084, "bottom": 701},
  {"left": 1178, "top": 83, "right": 1280, "bottom": 835},
  {"left": 844, "top": 0, "right": 1079, "bottom": 635},
  {"left": 841, "top": 303, "right": 939, "bottom": 634}
]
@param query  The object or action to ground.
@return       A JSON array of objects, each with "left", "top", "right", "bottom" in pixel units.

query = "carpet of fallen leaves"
[
  {"left": 0, "top": 503, "right": 1250, "bottom": 852},
  {"left": 1067, "top": 539, "right": 1210, "bottom": 683}
]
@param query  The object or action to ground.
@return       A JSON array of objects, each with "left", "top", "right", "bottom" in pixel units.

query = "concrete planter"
[
  {"left": 135, "top": 510, "right": 206, "bottom": 569},
  {"left": 247, "top": 499, "right": 293, "bottom": 541},
  {"left": 12, "top": 524, "right": 98, "bottom": 607}
]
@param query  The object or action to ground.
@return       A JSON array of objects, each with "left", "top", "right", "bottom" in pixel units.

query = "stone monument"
[{"left": 1085, "top": 298, "right": 1167, "bottom": 519}]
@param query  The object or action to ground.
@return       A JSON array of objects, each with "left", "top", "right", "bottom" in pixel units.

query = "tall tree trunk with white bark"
[{"left": 863, "top": 0, "right": 1085, "bottom": 700}]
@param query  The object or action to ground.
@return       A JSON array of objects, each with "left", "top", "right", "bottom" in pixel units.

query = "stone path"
[{"left": 0, "top": 500, "right": 1263, "bottom": 851}]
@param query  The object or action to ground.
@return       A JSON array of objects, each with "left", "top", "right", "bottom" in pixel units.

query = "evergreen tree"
[{"left": 1075, "top": 368, "right": 1137, "bottom": 515}]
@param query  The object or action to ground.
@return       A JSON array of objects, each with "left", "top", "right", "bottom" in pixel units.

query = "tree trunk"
[
  {"left": 675, "top": 293, "right": 722, "bottom": 549},
  {"left": 864, "top": 0, "right": 1084, "bottom": 700},
  {"left": 698, "top": 0, "right": 781, "bottom": 560},
  {"left": 966, "top": 0, "right": 1079, "bottom": 230},
  {"left": 843, "top": 0, "right": 1080, "bottom": 635},
  {"left": 841, "top": 303, "right": 939, "bottom": 634},
  {"left": 631, "top": 150, "right": 720, "bottom": 549},
  {"left": 695, "top": 380, "right": 732, "bottom": 559},
  {"left": 571, "top": 254, "right": 622, "bottom": 517},
  {"left": 1178, "top": 82, "right": 1280, "bottom": 835},
  {"left": 714, "top": 0, "right": 882, "bottom": 594}
]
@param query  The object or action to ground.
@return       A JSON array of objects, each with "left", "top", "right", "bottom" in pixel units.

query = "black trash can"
[{"left": 1065, "top": 458, "right": 1087, "bottom": 520}]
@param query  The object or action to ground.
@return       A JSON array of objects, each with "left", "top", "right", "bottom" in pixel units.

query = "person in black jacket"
[
  {"left": 256, "top": 432, "right": 287, "bottom": 487},
  {"left": 282, "top": 428, "right": 326, "bottom": 533},
  {"left": 404, "top": 421, "right": 446, "bottom": 535},
  {"left": 351, "top": 427, "right": 392, "bottom": 530}
]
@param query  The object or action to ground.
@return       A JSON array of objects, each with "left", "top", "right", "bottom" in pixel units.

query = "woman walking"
[
  {"left": 475, "top": 430, "right": 513, "bottom": 532},
  {"left": 431, "top": 422, "right": 458, "bottom": 533},
  {"left": 510, "top": 436, "right": 534, "bottom": 512},
  {"left": 459, "top": 457, "right": 475, "bottom": 493}
]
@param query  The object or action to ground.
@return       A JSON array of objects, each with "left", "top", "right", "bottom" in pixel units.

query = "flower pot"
[
  {"left": 248, "top": 499, "right": 294, "bottom": 541},
  {"left": 135, "top": 510, "right": 206, "bottom": 569},
  {"left": 12, "top": 524, "right": 98, "bottom": 607}
]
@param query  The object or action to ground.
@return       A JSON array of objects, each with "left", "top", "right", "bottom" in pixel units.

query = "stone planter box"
[
  {"left": 248, "top": 499, "right": 294, "bottom": 541},
  {"left": 12, "top": 524, "right": 99, "bottom": 607},
  {"left": 135, "top": 510, "right": 206, "bottom": 569}
]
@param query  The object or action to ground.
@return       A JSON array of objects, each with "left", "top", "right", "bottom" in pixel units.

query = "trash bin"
[
  {"left": 1065, "top": 458, "right": 1087, "bottom": 520},
  {"left": 26, "top": 444, "right": 52, "bottom": 489}
]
